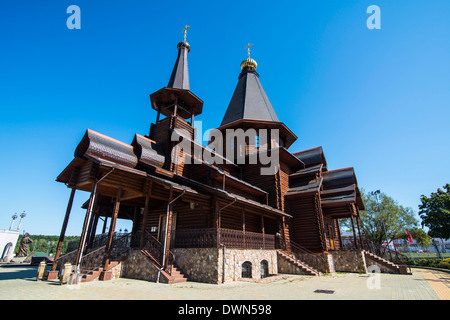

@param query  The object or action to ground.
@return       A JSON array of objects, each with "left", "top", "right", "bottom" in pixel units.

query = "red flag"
[{"left": 406, "top": 231, "right": 413, "bottom": 244}]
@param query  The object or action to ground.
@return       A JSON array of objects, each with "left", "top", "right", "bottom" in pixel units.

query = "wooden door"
[{"left": 328, "top": 226, "right": 336, "bottom": 250}]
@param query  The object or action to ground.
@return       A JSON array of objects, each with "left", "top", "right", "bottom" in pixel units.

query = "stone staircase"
[
  {"left": 140, "top": 249, "right": 188, "bottom": 284},
  {"left": 277, "top": 250, "right": 321, "bottom": 276},
  {"left": 363, "top": 250, "right": 411, "bottom": 275}
]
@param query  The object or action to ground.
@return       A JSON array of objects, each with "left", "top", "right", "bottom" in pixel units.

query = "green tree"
[
  {"left": 343, "top": 190, "right": 419, "bottom": 246},
  {"left": 419, "top": 184, "right": 450, "bottom": 240}
]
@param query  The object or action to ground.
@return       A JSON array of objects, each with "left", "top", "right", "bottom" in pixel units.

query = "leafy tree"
[
  {"left": 419, "top": 184, "right": 450, "bottom": 240},
  {"left": 342, "top": 190, "right": 419, "bottom": 247}
]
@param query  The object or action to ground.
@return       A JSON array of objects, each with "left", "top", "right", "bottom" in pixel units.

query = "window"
[{"left": 242, "top": 261, "right": 252, "bottom": 278}]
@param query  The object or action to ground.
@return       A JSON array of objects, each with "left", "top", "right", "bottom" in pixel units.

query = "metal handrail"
[
  {"left": 360, "top": 238, "right": 412, "bottom": 266},
  {"left": 287, "top": 240, "right": 328, "bottom": 273}
]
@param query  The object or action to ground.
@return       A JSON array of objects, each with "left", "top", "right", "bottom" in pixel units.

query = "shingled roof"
[{"left": 221, "top": 69, "right": 280, "bottom": 126}]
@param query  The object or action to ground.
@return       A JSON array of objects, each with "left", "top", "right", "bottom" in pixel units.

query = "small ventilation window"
[
  {"left": 242, "top": 261, "right": 252, "bottom": 278},
  {"left": 260, "top": 260, "right": 269, "bottom": 279}
]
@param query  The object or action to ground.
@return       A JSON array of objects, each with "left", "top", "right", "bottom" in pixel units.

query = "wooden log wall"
[
  {"left": 242, "top": 164, "right": 278, "bottom": 208},
  {"left": 287, "top": 194, "right": 325, "bottom": 253},
  {"left": 278, "top": 163, "right": 290, "bottom": 211},
  {"left": 149, "top": 117, "right": 171, "bottom": 160}
]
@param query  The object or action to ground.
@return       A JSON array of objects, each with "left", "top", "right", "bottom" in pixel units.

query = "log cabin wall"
[
  {"left": 136, "top": 198, "right": 210, "bottom": 240},
  {"left": 218, "top": 204, "right": 278, "bottom": 235},
  {"left": 182, "top": 163, "right": 210, "bottom": 185},
  {"left": 149, "top": 117, "right": 172, "bottom": 160},
  {"left": 286, "top": 194, "right": 325, "bottom": 253},
  {"left": 278, "top": 162, "right": 291, "bottom": 211},
  {"left": 149, "top": 115, "right": 194, "bottom": 173}
]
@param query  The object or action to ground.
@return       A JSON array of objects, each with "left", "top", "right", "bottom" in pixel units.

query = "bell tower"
[{"left": 149, "top": 26, "right": 203, "bottom": 171}]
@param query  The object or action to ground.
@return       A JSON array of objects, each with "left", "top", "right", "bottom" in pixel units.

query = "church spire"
[{"left": 167, "top": 25, "right": 191, "bottom": 90}]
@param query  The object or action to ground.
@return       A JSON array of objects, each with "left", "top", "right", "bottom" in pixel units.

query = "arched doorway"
[
  {"left": 242, "top": 261, "right": 252, "bottom": 278},
  {"left": 260, "top": 260, "right": 269, "bottom": 279}
]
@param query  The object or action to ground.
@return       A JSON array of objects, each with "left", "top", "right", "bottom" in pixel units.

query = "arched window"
[
  {"left": 1, "top": 242, "right": 13, "bottom": 260},
  {"left": 242, "top": 261, "right": 252, "bottom": 278},
  {"left": 260, "top": 260, "right": 269, "bottom": 279}
]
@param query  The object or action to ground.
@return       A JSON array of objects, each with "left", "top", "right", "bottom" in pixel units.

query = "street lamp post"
[
  {"left": 9, "top": 214, "right": 18, "bottom": 230},
  {"left": 17, "top": 211, "right": 26, "bottom": 231}
]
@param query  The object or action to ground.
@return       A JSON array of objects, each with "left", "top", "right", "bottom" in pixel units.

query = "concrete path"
[{"left": 0, "top": 265, "right": 446, "bottom": 300}]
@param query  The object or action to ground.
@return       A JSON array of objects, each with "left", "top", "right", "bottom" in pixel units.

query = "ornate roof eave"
[{"left": 150, "top": 87, "right": 203, "bottom": 118}]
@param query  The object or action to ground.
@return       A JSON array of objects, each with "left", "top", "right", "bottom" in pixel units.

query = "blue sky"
[{"left": 0, "top": 1, "right": 449, "bottom": 236}]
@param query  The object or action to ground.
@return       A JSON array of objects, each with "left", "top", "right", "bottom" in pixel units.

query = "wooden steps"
[
  {"left": 140, "top": 250, "right": 187, "bottom": 284},
  {"left": 277, "top": 250, "right": 321, "bottom": 276}
]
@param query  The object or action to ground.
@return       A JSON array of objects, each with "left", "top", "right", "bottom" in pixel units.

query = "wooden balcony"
[{"left": 171, "top": 228, "right": 276, "bottom": 250}]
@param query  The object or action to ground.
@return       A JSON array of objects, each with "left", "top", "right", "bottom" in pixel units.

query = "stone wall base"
[
  {"left": 121, "top": 248, "right": 278, "bottom": 284},
  {"left": 330, "top": 250, "right": 367, "bottom": 273}
]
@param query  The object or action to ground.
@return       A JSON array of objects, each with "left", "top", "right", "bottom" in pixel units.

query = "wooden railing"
[
  {"left": 139, "top": 231, "right": 176, "bottom": 275},
  {"left": 172, "top": 228, "right": 276, "bottom": 250},
  {"left": 55, "top": 232, "right": 132, "bottom": 272}
]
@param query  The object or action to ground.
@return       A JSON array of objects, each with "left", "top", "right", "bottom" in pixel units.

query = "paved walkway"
[
  {"left": 419, "top": 268, "right": 450, "bottom": 300},
  {"left": 0, "top": 265, "right": 447, "bottom": 300}
]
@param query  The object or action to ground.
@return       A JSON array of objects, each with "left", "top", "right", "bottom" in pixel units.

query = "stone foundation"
[
  {"left": 171, "top": 248, "right": 278, "bottom": 284},
  {"left": 120, "top": 250, "right": 160, "bottom": 282},
  {"left": 121, "top": 248, "right": 277, "bottom": 284},
  {"left": 221, "top": 248, "right": 277, "bottom": 283},
  {"left": 172, "top": 248, "right": 219, "bottom": 284},
  {"left": 120, "top": 248, "right": 403, "bottom": 284},
  {"left": 330, "top": 250, "right": 367, "bottom": 273}
]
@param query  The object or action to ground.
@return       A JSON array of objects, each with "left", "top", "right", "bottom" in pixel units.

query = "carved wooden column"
[
  {"left": 163, "top": 188, "right": 174, "bottom": 269},
  {"left": 350, "top": 214, "right": 359, "bottom": 249},
  {"left": 140, "top": 195, "right": 150, "bottom": 249},
  {"left": 101, "top": 188, "right": 122, "bottom": 279},
  {"left": 75, "top": 183, "right": 97, "bottom": 268},
  {"left": 49, "top": 188, "right": 76, "bottom": 277}
]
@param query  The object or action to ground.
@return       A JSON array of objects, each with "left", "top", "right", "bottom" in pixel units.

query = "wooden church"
[{"left": 49, "top": 29, "right": 408, "bottom": 285}]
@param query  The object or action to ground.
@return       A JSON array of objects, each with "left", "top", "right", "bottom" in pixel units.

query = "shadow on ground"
[{"left": 0, "top": 266, "right": 37, "bottom": 281}]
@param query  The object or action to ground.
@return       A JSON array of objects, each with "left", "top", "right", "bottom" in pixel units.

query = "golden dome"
[{"left": 240, "top": 57, "right": 257, "bottom": 70}]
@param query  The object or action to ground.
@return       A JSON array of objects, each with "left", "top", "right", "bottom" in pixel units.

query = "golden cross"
[
  {"left": 245, "top": 43, "right": 253, "bottom": 58},
  {"left": 183, "top": 25, "right": 190, "bottom": 41}
]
